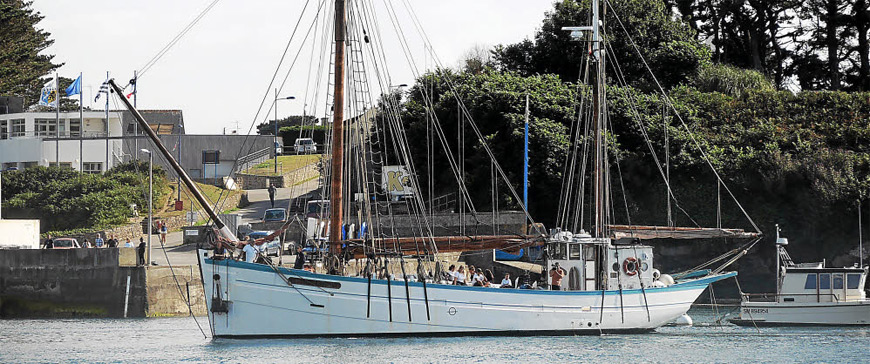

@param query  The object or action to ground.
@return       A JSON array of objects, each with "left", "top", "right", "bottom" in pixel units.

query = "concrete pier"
[{"left": 0, "top": 249, "right": 206, "bottom": 318}]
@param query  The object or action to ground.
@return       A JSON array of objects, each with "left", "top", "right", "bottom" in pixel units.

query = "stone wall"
[
  {"left": 235, "top": 163, "right": 319, "bottom": 190},
  {"left": 0, "top": 249, "right": 147, "bottom": 318},
  {"left": 145, "top": 265, "right": 206, "bottom": 317}
]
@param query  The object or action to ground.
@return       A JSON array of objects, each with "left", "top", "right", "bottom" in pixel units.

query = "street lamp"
[
  {"left": 141, "top": 148, "right": 153, "bottom": 266},
  {"left": 274, "top": 89, "right": 296, "bottom": 174}
]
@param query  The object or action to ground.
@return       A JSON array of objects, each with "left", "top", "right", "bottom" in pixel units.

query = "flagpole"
[
  {"left": 105, "top": 71, "right": 110, "bottom": 172},
  {"left": 55, "top": 72, "right": 60, "bottom": 167},
  {"left": 79, "top": 72, "right": 84, "bottom": 173},
  {"left": 133, "top": 70, "right": 138, "bottom": 160}
]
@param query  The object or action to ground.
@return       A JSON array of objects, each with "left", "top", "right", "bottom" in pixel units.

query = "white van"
[{"left": 294, "top": 138, "right": 317, "bottom": 153}]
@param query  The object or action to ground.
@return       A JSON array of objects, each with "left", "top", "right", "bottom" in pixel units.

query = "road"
[{"left": 150, "top": 179, "right": 319, "bottom": 266}]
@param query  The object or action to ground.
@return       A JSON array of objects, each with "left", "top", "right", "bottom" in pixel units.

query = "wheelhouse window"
[
  {"left": 804, "top": 274, "right": 817, "bottom": 289},
  {"left": 833, "top": 273, "right": 844, "bottom": 290},
  {"left": 819, "top": 273, "right": 831, "bottom": 289},
  {"left": 847, "top": 274, "right": 861, "bottom": 289}
]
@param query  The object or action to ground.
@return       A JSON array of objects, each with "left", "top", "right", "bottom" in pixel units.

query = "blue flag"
[{"left": 65, "top": 74, "right": 82, "bottom": 96}]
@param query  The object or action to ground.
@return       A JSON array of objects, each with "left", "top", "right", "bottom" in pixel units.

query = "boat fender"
[
  {"left": 673, "top": 314, "right": 693, "bottom": 326},
  {"left": 652, "top": 269, "right": 661, "bottom": 280},
  {"left": 623, "top": 257, "right": 640, "bottom": 276},
  {"left": 659, "top": 274, "right": 675, "bottom": 286}
]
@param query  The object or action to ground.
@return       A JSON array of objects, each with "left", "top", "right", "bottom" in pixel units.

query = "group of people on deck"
[{"left": 445, "top": 264, "right": 520, "bottom": 288}]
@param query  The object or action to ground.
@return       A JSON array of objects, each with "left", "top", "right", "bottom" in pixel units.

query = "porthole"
[
  {"left": 612, "top": 263, "right": 620, "bottom": 272},
  {"left": 641, "top": 262, "right": 649, "bottom": 272}
]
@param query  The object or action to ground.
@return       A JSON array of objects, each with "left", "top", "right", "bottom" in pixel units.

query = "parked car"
[
  {"left": 305, "top": 200, "right": 329, "bottom": 219},
  {"left": 263, "top": 208, "right": 287, "bottom": 223},
  {"left": 51, "top": 238, "right": 80, "bottom": 249},
  {"left": 247, "top": 231, "right": 282, "bottom": 256},
  {"left": 293, "top": 138, "right": 317, "bottom": 154}
]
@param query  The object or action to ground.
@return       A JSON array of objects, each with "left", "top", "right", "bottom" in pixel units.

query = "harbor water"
[{"left": 1, "top": 307, "right": 866, "bottom": 363}]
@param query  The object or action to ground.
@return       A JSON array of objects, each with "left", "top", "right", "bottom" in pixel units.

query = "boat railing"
[{"left": 741, "top": 292, "right": 841, "bottom": 303}]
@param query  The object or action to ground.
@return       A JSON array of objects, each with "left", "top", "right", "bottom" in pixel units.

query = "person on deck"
[
  {"left": 268, "top": 184, "right": 277, "bottom": 208},
  {"left": 446, "top": 264, "right": 457, "bottom": 284},
  {"left": 500, "top": 273, "right": 513, "bottom": 288},
  {"left": 293, "top": 245, "right": 306, "bottom": 269},
  {"left": 550, "top": 263, "right": 565, "bottom": 291},
  {"left": 455, "top": 266, "right": 467, "bottom": 286},
  {"left": 137, "top": 237, "right": 146, "bottom": 266},
  {"left": 241, "top": 239, "right": 257, "bottom": 263}
]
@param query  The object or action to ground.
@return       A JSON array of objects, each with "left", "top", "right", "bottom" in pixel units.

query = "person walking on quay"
[
  {"left": 124, "top": 238, "right": 134, "bottom": 248},
  {"left": 268, "top": 183, "right": 277, "bottom": 208},
  {"left": 94, "top": 234, "right": 104, "bottom": 248},
  {"left": 107, "top": 234, "right": 118, "bottom": 248},
  {"left": 43, "top": 234, "right": 54, "bottom": 249},
  {"left": 137, "top": 237, "right": 146, "bottom": 266},
  {"left": 81, "top": 238, "right": 92, "bottom": 248},
  {"left": 159, "top": 223, "right": 168, "bottom": 244}
]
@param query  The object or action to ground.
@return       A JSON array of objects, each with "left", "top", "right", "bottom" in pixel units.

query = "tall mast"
[
  {"left": 564, "top": 0, "right": 605, "bottom": 238},
  {"left": 329, "top": 0, "right": 347, "bottom": 252}
]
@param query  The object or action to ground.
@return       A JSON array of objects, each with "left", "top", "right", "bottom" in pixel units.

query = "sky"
[{"left": 33, "top": 1, "right": 554, "bottom": 134}]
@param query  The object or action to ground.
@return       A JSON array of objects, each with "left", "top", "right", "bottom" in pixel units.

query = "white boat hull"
[
  {"left": 197, "top": 250, "right": 734, "bottom": 337},
  {"left": 731, "top": 300, "right": 870, "bottom": 326}
]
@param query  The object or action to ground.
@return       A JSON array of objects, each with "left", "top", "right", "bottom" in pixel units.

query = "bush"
[
  {"left": 0, "top": 165, "right": 169, "bottom": 231},
  {"left": 692, "top": 64, "right": 774, "bottom": 96}
]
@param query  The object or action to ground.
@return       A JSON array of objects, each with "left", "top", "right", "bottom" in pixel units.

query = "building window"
[
  {"left": 49, "top": 162, "right": 73, "bottom": 169},
  {"left": 69, "top": 119, "right": 81, "bottom": 137},
  {"left": 804, "top": 274, "right": 817, "bottom": 289},
  {"left": 819, "top": 273, "right": 831, "bottom": 290},
  {"left": 847, "top": 274, "right": 860, "bottom": 289},
  {"left": 35, "top": 118, "right": 57, "bottom": 137},
  {"left": 58, "top": 120, "right": 67, "bottom": 137},
  {"left": 0, "top": 120, "right": 7, "bottom": 140},
  {"left": 83, "top": 162, "right": 103, "bottom": 174},
  {"left": 11, "top": 119, "right": 25, "bottom": 137},
  {"left": 22, "top": 161, "right": 38, "bottom": 169}
]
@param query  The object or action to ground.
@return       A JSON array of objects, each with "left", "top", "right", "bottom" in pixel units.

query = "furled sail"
[{"left": 608, "top": 225, "right": 760, "bottom": 240}]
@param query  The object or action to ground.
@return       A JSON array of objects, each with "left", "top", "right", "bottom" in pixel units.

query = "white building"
[{"left": 0, "top": 111, "right": 122, "bottom": 173}]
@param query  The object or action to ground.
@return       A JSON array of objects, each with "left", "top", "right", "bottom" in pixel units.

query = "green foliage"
[
  {"left": 492, "top": 0, "right": 709, "bottom": 89},
  {"left": 0, "top": 165, "right": 169, "bottom": 231},
  {"left": 257, "top": 115, "right": 319, "bottom": 135},
  {"left": 692, "top": 64, "right": 775, "bottom": 96},
  {"left": 0, "top": 0, "right": 62, "bottom": 105}
]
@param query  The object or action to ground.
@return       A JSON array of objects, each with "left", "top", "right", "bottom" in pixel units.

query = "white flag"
[{"left": 39, "top": 79, "right": 58, "bottom": 108}]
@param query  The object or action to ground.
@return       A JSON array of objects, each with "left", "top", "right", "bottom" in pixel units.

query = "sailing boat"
[{"left": 110, "top": 0, "right": 758, "bottom": 337}]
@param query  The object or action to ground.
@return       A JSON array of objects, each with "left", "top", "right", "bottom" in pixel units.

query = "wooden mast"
[{"left": 329, "top": 0, "right": 347, "bottom": 252}]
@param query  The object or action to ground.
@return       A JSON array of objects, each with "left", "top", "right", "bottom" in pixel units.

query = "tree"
[
  {"left": 492, "top": 0, "right": 710, "bottom": 89},
  {"left": 256, "top": 115, "right": 319, "bottom": 135},
  {"left": 0, "top": 0, "right": 62, "bottom": 106}
]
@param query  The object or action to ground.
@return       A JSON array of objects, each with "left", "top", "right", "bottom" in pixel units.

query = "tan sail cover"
[{"left": 608, "top": 225, "right": 759, "bottom": 240}]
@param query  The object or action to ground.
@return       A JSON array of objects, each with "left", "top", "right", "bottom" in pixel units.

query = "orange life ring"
[{"left": 623, "top": 257, "right": 640, "bottom": 276}]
